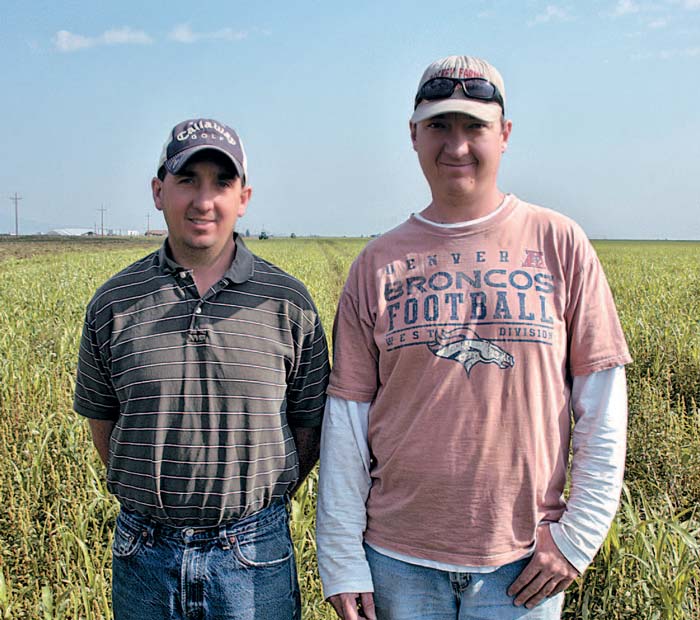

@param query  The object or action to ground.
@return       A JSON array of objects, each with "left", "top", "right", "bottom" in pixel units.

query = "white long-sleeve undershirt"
[{"left": 316, "top": 366, "right": 627, "bottom": 599}]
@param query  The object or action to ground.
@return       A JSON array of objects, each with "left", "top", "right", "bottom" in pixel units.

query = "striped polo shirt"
[{"left": 74, "top": 235, "right": 329, "bottom": 526}]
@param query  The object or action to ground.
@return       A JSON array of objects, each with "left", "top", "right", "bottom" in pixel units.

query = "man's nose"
[
  {"left": 444, "top": 130, "right": 470, "bottom": 157},
  {"left": 192, "top": 184, "right": 218, "bottom": 209}
]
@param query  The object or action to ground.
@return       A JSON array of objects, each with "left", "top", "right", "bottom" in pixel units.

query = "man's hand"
[
  {"left": 507, "top": 524, "right": 579, "bottom": 609},
  {"left": 328, "top": 592, "right": 376, "bottom": 620}
]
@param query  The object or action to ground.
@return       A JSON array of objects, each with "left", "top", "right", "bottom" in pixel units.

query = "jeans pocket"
[
  {"left": 233, "top": 521, "right": 294, "bottom": 568},
  {"left": 112, "top": 514, "right": 147, "bottom": 558}
]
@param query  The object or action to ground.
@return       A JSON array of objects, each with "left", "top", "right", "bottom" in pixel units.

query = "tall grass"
[{"left": 0, "top": 237, "right": 697, "bottom": 619}]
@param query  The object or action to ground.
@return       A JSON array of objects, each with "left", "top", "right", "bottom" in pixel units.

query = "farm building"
[
  {"left": 46, "top": 228, "right": 95, "bottom": 236},
  {"left": 46, "top": 228, "right": 143, "bottom": 237}
]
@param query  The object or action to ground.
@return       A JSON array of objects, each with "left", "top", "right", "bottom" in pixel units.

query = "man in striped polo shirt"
[{"left": 74, "top": 118, "right": 329, "bottom": 619}]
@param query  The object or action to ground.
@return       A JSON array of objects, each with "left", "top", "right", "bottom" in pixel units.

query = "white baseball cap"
[{"left": 410, "top": 55, "right": 506, "bottom": 124}]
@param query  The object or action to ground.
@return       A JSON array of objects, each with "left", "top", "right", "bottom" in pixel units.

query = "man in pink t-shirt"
[{"left": 317, "top": 55, "right": 631, "bottom": 620}]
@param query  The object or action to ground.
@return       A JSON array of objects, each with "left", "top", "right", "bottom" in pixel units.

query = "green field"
[{"left": 0, "top": 236, "right": 698, "bottom": 619}]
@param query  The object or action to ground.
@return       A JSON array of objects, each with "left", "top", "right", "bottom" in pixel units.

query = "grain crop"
[{"left": 0, "top": 237, "right": 697, "bottom": 619}]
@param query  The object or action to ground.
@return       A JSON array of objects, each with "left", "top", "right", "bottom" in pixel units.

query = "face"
[
  {"left": 151, "top": 154, "right": 252, "bottom": 265},
  {"left": 410, "top": 113, "right": 511, "bottom": 202}
]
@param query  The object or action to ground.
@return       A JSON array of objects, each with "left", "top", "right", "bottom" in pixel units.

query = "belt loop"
[
  {"left": 218, "top": 524, "right": 231, "bottom": 550},
  {"left": 143, "top": 519, "right": 156, "bottom": 548}
]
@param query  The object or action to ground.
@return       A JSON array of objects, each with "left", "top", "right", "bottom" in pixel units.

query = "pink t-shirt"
[{"left": 328, "top": 196, "right": 631, "bottom": 567}]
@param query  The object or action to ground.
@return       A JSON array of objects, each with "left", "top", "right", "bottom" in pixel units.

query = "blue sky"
[{"left": 2, "top": 0, "right": 699, "bottom": 238}]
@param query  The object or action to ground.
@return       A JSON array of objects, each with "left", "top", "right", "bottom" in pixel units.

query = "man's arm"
[
  {"left": 285, "top": 305, "right": 330, "bottom": 493},
  {"left": 317, "top": 396, "right": 376, "bottom": 620},
  {"left": 74, "top": 308, "right": 121, "bottom": 464},
  {"left": 87, "top": 418, "right": 116, "bottom": 468},
  {"left": 508, "top": 366, "right": 628, "bottom": 608},
  {"left": 289, "top": 425, "right": 321, "bottom": 494}
]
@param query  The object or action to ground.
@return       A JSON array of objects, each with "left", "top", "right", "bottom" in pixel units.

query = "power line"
[
  {"left": 9, "top": 193, "right": 22, "bottom": 236},
  {"left": 97, "top": 205, "right": 107, "bottom": 237}
]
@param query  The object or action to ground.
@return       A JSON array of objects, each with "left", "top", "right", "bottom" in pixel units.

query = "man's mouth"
[{"left": 440, "top": 160, "right": 476, "bottom": 168}]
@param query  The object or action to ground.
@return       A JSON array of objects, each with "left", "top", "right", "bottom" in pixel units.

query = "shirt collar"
[
  {"left": 157, "top": 234, "right": 255, "bottom": 284},
  {"left": 226, "top": 235, "right": 255, "bottom": 283}
]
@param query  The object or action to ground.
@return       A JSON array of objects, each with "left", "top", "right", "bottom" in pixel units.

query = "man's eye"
[{"left": 178, "top": 177, "right": 195, "bottom": 184}]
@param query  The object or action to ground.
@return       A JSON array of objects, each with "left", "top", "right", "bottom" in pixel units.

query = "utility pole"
[
  {"left": 97, "top": 205, "right": 107, "bottom": 237},
  {"left": 9, "top": 193, "right": 22, "bottom": 236},
  {"left": 146, "top": 213, "right": 151, "bottom": 234}
]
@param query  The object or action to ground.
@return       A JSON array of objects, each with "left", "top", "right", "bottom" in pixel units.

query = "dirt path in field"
[
  {"left": 316, "top": 238, "right": 361, "bottom": 293},
  {"left": 0, "top": 236, "right": 160, "bottom": 263}
]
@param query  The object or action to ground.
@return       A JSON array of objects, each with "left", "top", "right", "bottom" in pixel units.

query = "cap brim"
[
  {"left": 164, "top": 145, "right": 246, "bottom": 185},
  {"left": 410, "top": 99, "right": 502, "bottom": 124}
]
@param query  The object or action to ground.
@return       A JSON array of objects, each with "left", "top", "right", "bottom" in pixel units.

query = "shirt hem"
[
  {"left": 363, "top": 530, "right": 532, "bottom": 568},
  {"left": 570, "top": 353, "right": 632, "bottom": 376},
  {"left": 327, "top": 385, "right": 375, "bottom": 403},
  {"left": 73, "top": 403, "right": 118, "bottom": 421}
]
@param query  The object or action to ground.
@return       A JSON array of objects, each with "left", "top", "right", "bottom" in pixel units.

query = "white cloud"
[
  {"left": 633, "top": 45, "right": 700, "bottom": 59},
  {"left": 528, "top": 4, "right": 572, "bottom": 25},
  {"left": 210, "top": 28, "right": 248, "bottom": 41},
  {"left": 54, "top": 30, "right": 94, "bottom": 52},
  {"left": 102, "top": 27, "right": 152, "bottom": 46},
  {"left": 607, "top": 0, "right": 678, "bottom": 18},
  {"left": 680, "top": 0, "right": 700, "bottom": 8},
  {"left": 168, "top": 23, "right": 247, "bottom": 43},
  {"left": 661, "top": 46, "right": 700, "bottom": 57},
  {"left": 53, "top": 27, "right": 152, "bottom": 52},
  {"left": 169, "top": 23, "right": 196, "bottom": 43},
  {"left": 647, "top": 17, "right": 669, "bottom": 27},
  {"left": 612, "top": 0, "right": 641, "bottom": 15}
]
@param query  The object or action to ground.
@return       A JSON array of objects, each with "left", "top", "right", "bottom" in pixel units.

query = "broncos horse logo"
[{"left": 427, "top": 327, "right": 515, "bottom": 377}]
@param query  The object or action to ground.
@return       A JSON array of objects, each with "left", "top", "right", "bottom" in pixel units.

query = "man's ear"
[
  {"left": 152, "top": 177, "right": 164, "bottom": 211},
  {"left": 500, "top": 119, "right": 513, "bottom": 152},
  {"left": 238, "top": 185, "right": 253, "bottom": 217}
]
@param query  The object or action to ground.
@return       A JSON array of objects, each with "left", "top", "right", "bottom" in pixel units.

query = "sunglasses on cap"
[{"left": 414, "top": 77, "right": 504, "bottom": 112}]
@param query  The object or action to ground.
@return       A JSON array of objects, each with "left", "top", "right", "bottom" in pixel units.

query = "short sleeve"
[
  {"left": 73, "top": 308, "right": 120, "bottom": 420},
  {"left": 285, "top": 309, "right": 330, "bottom": 428},
  {"left": 565, "top": 251, "right": 632, "bottom": 376},
  {"left": 327, "top": 260, "right": 380, "bottom": 402}
]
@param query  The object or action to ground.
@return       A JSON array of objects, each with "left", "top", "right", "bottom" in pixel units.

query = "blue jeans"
[
  {"left": 366, "top": 545, "right": 564, "bottom": 620},
  {"left": 111, "top": 502, "right": 300, "bottom": 620}
]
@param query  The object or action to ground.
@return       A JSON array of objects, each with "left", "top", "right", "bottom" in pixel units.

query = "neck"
[
  {"left": 169, "top": 237, "right": 236, "bottom": 295},
  {"left": 422, "top": 188, "right": 505, "bottom": 224}
]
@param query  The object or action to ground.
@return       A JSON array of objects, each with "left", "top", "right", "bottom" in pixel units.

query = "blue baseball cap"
[{"left": 157, "top": 118, "right": 248, "bottom": 185}]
